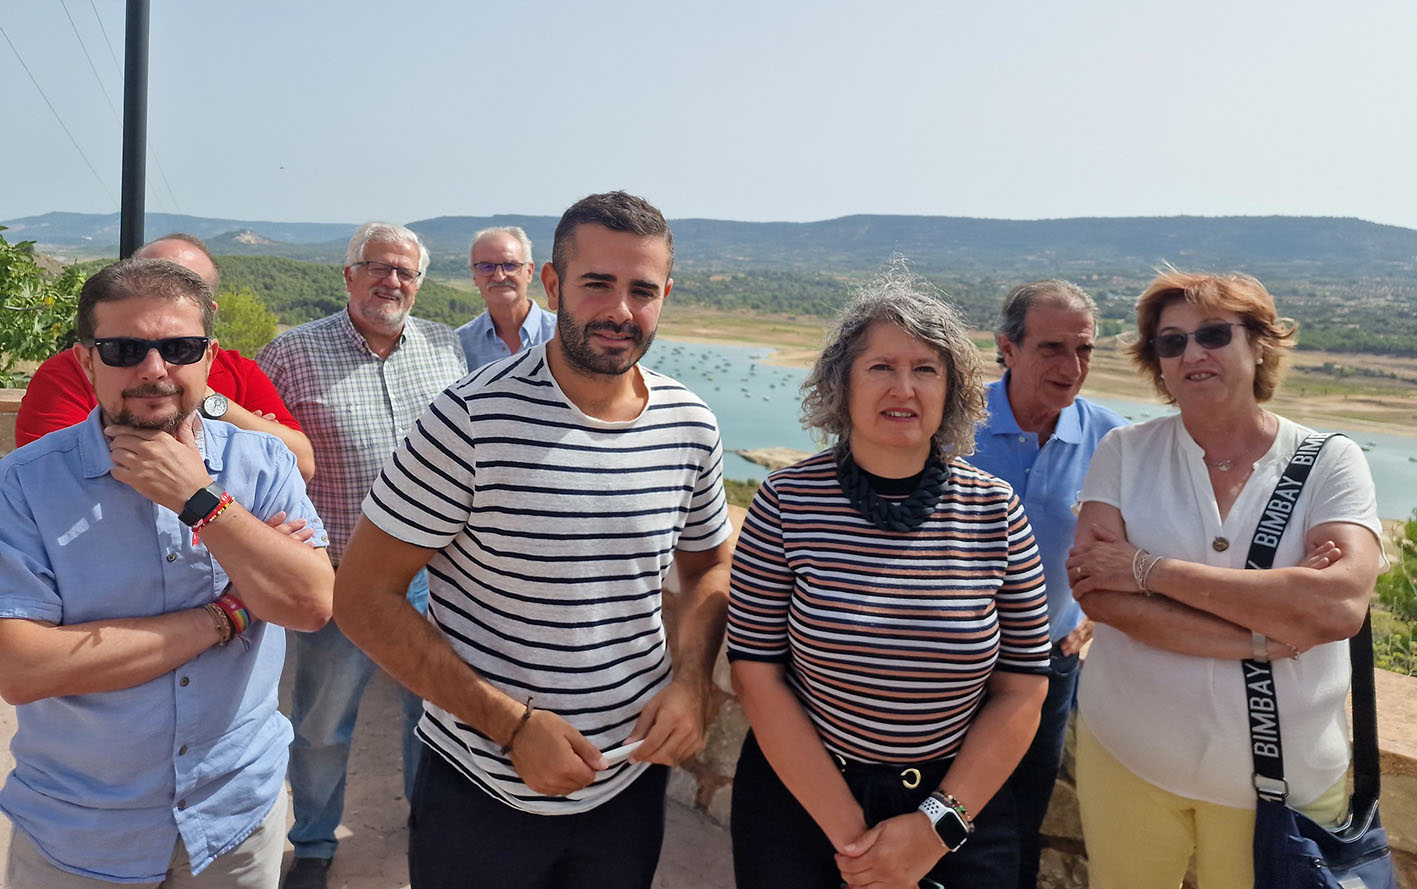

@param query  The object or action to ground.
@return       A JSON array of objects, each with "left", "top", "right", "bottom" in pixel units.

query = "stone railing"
[
  {"left": 663, "top": 507, "right": 1417, "bottom": 889},
  {"left": 0, "top": 389, "right": 20, "bottom": 454}
]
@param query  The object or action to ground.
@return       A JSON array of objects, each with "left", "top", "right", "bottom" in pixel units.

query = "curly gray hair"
[{"left": 802, "top": 260, "right": 986, "bottom": 461}]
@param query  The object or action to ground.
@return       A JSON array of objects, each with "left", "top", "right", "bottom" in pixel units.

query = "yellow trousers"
[{"left": 1076, "top": 717, "right": 1348, "bottom": 889}]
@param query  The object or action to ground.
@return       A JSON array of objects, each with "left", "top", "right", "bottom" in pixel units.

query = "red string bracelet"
[{"left": 191, "top": 492, "right": 235, "bottom": 545}]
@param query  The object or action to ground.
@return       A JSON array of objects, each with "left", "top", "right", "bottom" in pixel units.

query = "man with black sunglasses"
[
  {"left": 455, "top": 226, "right": 558, "bottom": 370},
  {"left": 256, "top": 221, "right": 467, "bottom": 889},
  {"left": 15, "top": 233, "right": 316, "bottom": 482},
  {"left": 0, "top": 257, "right": 333, "bottom": 888}
]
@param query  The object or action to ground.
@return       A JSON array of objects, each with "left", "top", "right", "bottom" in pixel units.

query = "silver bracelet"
[
  {"left": 1131, "top": 548, "right": 1150, "bottom": 593},
  {"left": 1139, "top": 553, "right": 1164, "bottom": 596},
  {"left": 1252, "top": 631, "right": 1270, "bottom": 662}
]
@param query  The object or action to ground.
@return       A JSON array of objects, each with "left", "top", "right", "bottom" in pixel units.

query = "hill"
[
  {"left": 10, "top": 210, "right": 1417, "bottom": 277},
  {"left": 9, "top": 210, "right": 1417, "bottom": 354}
]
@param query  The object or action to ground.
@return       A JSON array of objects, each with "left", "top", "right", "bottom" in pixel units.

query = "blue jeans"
[
  {"left": 1003, "top": 645, "right": 1081, "bottom": 889},
  {"left": 287, "top": 570, "right": 429, "bottom": 859}
]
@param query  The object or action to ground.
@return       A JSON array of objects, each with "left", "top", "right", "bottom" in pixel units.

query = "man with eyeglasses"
[
  {"left": 255, "top": 220, "right": 466, "bottom": 889},
  {"left": 15, "top": 233, "right": 316, "bottom": 482},
  {"left": 455, "top": 226, "right": 558, "bottom": 370},
  {"left": 968, "top": 280, "right": 1128, "bottom": 889},
  {"left": 0, "top": 257, "right": 333, "bottom": 888}
]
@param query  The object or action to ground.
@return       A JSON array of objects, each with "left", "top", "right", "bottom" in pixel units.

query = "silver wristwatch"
[{"left": 200, "top": 393, "right": 230, "bottom": 419}]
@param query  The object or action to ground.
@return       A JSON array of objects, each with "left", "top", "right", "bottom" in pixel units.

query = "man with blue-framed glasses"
[{"left": 455, "top": 226, "right": 558, "bottom": 370}]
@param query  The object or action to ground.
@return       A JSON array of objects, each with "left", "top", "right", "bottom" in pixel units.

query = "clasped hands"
[
  {"left": 834, "top": 810, "right": 947, "bottom": 889},
  {"left": 508, "top": 676, "right": 710, "bottom": 797}
]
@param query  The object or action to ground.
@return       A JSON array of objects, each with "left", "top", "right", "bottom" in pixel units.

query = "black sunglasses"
[
  {"left": 1150, "top": 322, "right": 1245, "bottom": 359},
  {"left": 83, "top": 336, "right": 211, "bottom": 367}
]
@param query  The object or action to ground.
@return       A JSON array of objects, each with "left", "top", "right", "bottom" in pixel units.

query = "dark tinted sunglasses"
[
  {"left": 1150, "top": 322, "right": 1245, "bottom": 359},
  {"left": 83, "top": 336, "right": 210, "bottom": 367}
]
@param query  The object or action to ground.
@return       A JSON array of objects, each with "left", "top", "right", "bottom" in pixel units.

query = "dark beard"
[
  {"left": 113, "top": 408, "right": 188, "bottom": 433},
  {"left": 113, "top": 383, "right": 187, "bottom": 433},
  {"left": 556, "top": 315, "right": 655, "bottom": 377}
]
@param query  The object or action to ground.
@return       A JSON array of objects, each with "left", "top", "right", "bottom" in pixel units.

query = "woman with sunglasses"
[
  {"left": 1064, "top": 270, "right": 1385, "bottom": 888},
  {"left": 726, "top": 265, "right": 1050, "bottom": 889}
]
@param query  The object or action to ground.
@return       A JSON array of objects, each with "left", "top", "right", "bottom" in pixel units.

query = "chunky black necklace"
[{"left": 835, "top": 449, "right": 951, "bottom": 532}]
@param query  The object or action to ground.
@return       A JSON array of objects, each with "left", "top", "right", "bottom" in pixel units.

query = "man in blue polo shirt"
[
  {"left": 455, "top": 226, "right": 557, "bottom": 370},
  {"left": 969, "top": 279, "right": 1127, "bottom": 889},
  {"left": 0, "top": 258, "right": 333, "bottom": 887}
]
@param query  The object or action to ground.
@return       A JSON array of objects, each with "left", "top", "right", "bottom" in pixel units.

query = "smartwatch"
[
  {"left": 178, "top": 482, "right": 226, "bottom": 527},
  {"left": 918, "top": 793, "right": 973, "bottom": 852},
  {"left": 200, "top": 393, "right": 230, "bottom": 419}
]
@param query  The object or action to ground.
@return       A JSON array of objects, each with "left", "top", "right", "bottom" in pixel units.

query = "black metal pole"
[{"left": 119, "top": 0, "right": 150, "bottom": 258}]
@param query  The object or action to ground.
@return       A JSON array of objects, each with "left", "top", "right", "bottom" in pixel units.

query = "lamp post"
[{"left": 118, "top": 0, "right": 149, "bottom": 258}]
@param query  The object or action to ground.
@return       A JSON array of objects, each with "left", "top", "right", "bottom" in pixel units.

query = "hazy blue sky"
[{"left": 4, "top": 0, "right": 1415, "bottom": 228}]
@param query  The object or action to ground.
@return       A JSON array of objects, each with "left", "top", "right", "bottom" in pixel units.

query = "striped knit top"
[
  {"left": 727, "top": 450, "right": 1050, "bottom": 764},
  {"left": 362, "top": 346, "right": 732, "bottom": 814}
]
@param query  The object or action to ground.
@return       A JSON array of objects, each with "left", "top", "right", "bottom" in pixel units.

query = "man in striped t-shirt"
[{"left": 334, "top": 192, "right": 734, "bottom": 889}]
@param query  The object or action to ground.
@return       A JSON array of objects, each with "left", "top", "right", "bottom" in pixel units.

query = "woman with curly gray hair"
[{"left": 725, "top": 264, "right": 1051, "bottom": 889}]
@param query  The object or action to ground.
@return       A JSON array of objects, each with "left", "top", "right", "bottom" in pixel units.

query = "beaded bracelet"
[
  {"left": 213, "top": 591, "right": 252, "bottom": 636},
  {"left": 929, "top": 790, "right": 974, "bottom": 828},
  {"left": 203, "top": 601, "right": 234, "bottom": 645},
  {"left": 191, "top": 492, "right": 235, "bottom": 545}
]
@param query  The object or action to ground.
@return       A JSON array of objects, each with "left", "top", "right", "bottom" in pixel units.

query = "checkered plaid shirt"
[{"left": 256, "top": 309, "right": 467, "bottom": 561}]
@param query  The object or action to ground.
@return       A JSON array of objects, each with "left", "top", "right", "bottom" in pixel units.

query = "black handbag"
[{"left": 1242, "top": 433, "right": 1396, "bottom": 889}]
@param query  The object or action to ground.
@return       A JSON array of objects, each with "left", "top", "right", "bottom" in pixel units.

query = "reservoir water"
[{"left": 646, "top": 340, "right": 1417, "bottom": 520}]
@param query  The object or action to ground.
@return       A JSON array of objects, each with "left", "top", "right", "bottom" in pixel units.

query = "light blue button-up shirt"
[
  {"left": 0, "top": 410, "right": 327, "bottom": 882},
  {"left": 970, "top": 374, "right": 1127, "bottom": 642},
  {"left": 455, "top": 300, "right": 558, "bottom": 371}
]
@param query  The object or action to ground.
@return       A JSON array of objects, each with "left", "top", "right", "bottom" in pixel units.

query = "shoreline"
[{"left": 659, "top": 331, "right": 1417, "bottom": 441}]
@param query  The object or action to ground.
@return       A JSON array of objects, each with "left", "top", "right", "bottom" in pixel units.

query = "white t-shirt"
[
  {"left": 1077, "top": 413, "right": 1382, "bottom": 808},
  {"left": 362, "top": 346, "right": 732, "bottom": 814}
]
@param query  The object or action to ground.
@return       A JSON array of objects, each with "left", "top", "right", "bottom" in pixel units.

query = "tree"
[
  {"left": 0, "top": 227, "right": 86, "bottom": 386},
  {"left": 212, "top": 286, "right": 278, "bottom": 355}
]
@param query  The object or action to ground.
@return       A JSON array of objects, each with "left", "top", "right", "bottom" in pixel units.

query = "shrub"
[{"left": 0, "top": 227, "right": 86, "bottom": 386}]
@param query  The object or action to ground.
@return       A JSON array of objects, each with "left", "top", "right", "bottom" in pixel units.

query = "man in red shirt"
[{"left": 15, "top": 234, "right": 315, "bottom": 481}]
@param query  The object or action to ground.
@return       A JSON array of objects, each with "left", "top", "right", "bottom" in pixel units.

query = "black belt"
[{"left": 830, "top": 753, "right": 951, "bottom": 790}]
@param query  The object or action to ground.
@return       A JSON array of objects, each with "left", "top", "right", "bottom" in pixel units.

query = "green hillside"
[{"left": 217, "top": 255, "right": 484, "bottom": 328}]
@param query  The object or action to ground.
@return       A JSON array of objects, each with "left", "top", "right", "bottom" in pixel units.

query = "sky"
[{"left": 3, "top": 0, "right": 1416, "bottom": 229}]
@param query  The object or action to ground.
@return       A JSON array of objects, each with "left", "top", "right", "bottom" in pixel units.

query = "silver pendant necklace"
[{"left": 1202, "top": 414, "right": 1272, "bottom": 473}]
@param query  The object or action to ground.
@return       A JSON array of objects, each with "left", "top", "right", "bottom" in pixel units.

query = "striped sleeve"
[
  {"left": 726, "top": 480, "right": 794, "bottom": 662},
  {"left": 677, "top": 431, "right": 730, "bottom": 551},
  {"left": 993, "top": 494, "right": 1051, "bottom": 674},
  {"left": 363, "top": 388, "right": 476, "bottom": 548}
]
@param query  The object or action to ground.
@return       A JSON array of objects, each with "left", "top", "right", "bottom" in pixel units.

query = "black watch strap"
[{"left": 178, "top": 482, "right": 225, "bottom": 527}]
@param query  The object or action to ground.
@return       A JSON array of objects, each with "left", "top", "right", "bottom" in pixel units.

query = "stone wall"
[{"left": 0, "top": 389, "right": 19, "bottom": 454}]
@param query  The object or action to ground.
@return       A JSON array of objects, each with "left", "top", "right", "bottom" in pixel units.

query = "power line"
[
  {"left": 0, "top": 21, "right": 117, "bottom": 207},
  {"left": 89, "top": 0, "right": 121, "bottom": 73},
  {"left": 60, "top": 0, "right": 120, "bottom": 125},
  {"left": 82, "top": 0, "right": 182, "bottom": 214}
]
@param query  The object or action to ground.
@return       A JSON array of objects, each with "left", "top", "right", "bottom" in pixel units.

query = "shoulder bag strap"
[
  {"left": 1243, "top": 433, "right": 1338, "bottom": 803},
  {"left": 1349, "top": 610, "right": 1382, "bottom": 808}
]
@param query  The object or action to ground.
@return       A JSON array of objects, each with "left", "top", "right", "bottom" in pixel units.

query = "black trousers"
[
  {"left": 731, "top": 731, "right": 1020, "bottom": 889},
  {"left": 408, "top": 746, "right": 670, "bottom": 889}
]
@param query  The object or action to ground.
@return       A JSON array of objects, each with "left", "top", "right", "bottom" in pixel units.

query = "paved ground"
[{"left": 0, "top": 650, "right": 734, "bottom": 889}]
